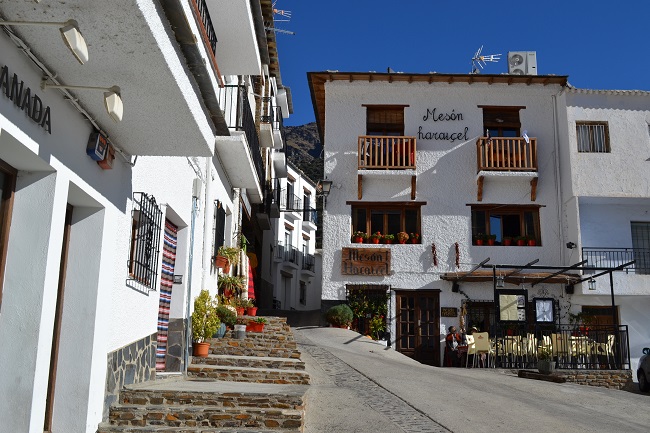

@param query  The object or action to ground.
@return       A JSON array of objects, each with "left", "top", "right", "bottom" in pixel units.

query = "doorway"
[
  {"left": 44, "top": 204, "right": 72, "bottom": 433},
  {"left": 395, "top": 290, "right": 440, "bottom": 366}
]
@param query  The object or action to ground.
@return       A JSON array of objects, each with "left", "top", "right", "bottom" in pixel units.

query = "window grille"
[
  {"left": 128, "top": 192, "right": 163, "bottom": 291},
  {"left": 576, "top": 122, "right": 610, "bottom": 153}
]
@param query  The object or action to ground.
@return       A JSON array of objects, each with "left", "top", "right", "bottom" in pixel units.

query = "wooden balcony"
[
  {"left": 476, "top": 137, "right": 537, "bottom": 172},
  {"left": 358, "top": 136, "right": 417, "bottom": 170}
]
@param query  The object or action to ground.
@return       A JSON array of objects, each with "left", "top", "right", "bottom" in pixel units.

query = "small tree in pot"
[
  {"left": 191, "top": 290, "right": 220, "bottom": 357},
  {"left": 325, "top": 304, "right": 353, "bottom": 328}
]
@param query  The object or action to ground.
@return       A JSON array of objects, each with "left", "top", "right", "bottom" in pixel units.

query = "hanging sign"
[
  {"left": 341, "top": 248, "right": 391, "bottom": 276},
  {"left": 441, "top": 307, "right": 458, "bottom": 317}
]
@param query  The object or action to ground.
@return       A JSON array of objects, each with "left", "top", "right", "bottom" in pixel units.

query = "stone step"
[
  {"left": 105, "top": 405, "right": 304, "bottom": 430},
  {"left": 119, "top": 383, "right": 306, "bottom": 409},
  {"left": 192, "top": 354, "right": 305, "bottom": 371},
  {"left": 97, "top": 425, "right": 301, "bottom": 433},
  {"left": 208, "top": 339, "right": 301, "bottom": 359},
  {"left": 187, "top": 365, "right": 310, "bottom": 385}
]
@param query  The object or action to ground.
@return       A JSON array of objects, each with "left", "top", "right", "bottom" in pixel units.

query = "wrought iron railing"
[
  {"left": 302, "top": 253, "right": 315, "bottom": 272},
  {"left": 128, "top": 192, "right": 163, "bottom": 291},
  {"left": 280, "top": 191, "right": 302, "bottom": 212},
  {"left": 582, "top": 247, "right": 649, "bottom": 274},
  {"left": 303, "top": 207, "right": 318, "bottom": 224},
  {"left": 476, "top": 137, "right": 538, "bottom": 172},
  {"left": 285, "top": 245, "right": 298, "bottom": 264},
  {"left": 274, "top": 105, "right": 286, "bottom": 146},
  {"left": 261, "top": 97, "right": 274, "bottom": 124},
  {"left": 216, "top": 85, "right": 264, "bottom": 185},
  {"left": 358, "top": 136, "right": 416, "bottom": 170},
  {"left": 273, "top": 242, "right": 285, "bottom": 261},
  {"left": 194, "top": 0, "right": 218, "bottom": 54},
  {"left": 483, "top": 323, "right": 630, "bottom": 370}
]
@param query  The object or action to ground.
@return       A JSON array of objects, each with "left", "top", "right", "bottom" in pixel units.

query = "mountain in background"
[{"left": 285, "top": 122, "right": 323, "bottom": 183}]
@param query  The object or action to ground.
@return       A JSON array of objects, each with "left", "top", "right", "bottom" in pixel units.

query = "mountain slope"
[{"left": 285, "top": 122, "right": 323, "bottom": 183}]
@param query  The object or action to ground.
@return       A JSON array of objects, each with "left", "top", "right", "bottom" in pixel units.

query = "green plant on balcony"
[
  {"left": 382, "top": 234, "right": 395, "bottom": 244},
  {"left": 474, "top": 233, "right": 487, "bottom": 245},
  {"left": 352, "top": 231, "right": 367, "bottom": 243},
  {"left": 218, "top": 274, "right": 246, "bottom": 298},
  {"left": 396, "top": 232, "right": 409, "bottom": 243},
  {"left": 368, "top": 232, "right": 382, "bottom": 244}
]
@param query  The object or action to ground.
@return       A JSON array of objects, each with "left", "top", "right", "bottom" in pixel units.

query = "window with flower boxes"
[
  {"left": 471, "top": 204, "right": 541, "bottom": 246},
  {"left": 349, "top": 201, "right": 423, "bottom": 241}
]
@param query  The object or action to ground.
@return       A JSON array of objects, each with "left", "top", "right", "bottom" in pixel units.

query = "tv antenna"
[
  {"left": 471, "top": 46, "right": 501, "bottom": 74},
  {"left": 267, "top": 1, "right": 294, "bottom": 35}
]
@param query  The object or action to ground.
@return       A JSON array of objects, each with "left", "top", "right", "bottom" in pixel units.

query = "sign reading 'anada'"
[
  {"left": 0, "top": 63, "right": 52, "bottom": 134},
  {"left": 341, "top": 247, "right": 391, "bottom": 276}
]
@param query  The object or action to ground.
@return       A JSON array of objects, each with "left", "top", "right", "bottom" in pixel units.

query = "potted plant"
[
  {"left": 382, "top": 234, "right": 395, "bottom": 244},
  {"left": 503, "top": 236, "right": 512, "bottom": 246},
  {"left": 537, "top": 347, "right": 555, "bottom": 374},
  {"left": 218, "top": 274, "right": 246, "bottom": 298},
  {"left": 325, "top": 304, "right": 353, "bottom": 328},
  {"left": 515, "top": 236, "right": 527, "bottom": 246},
  {"left": 230, "top": 296, "right": 248, "bottom": 316},
  {"left": 487, "top": 234, "right": 497, "bottom": 246},
  {"left": 215, "top": 245, "right": 240, "bottom": 273},
  {"left": 527, "top": 236, "right": 537, "bottom": 246},
  {"left": 234, "top": 316, "right": 248, "bottom": 339},
  {"left": 396, "top": 232, "right": 409, "bottom": 244},
  {"left": 191, "top": 290, "right": 220, "bottom": 357},
  {"left": 246, "top": 298, "right": 258, "bottom": 316},
  {"left": 351, "top": 231, "right": 367, "bottom": 243},
  {"left": 368, "top": 232, "right": 382, "bottom": 244},
  {"left": 247, "top": 316, "right": 267, "bottom": 333},
  {"left": 474, "top": 233, "right": 486, "bottom": 246},
  {"left": 409, "top": 233, "right": 420, "bottom": 244},
  {"left": 214, "top": 304, "right": 237, "bottom": 336}
]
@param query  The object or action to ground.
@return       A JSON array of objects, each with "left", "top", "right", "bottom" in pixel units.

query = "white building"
[
  {"left": 0, "top": 1, "right": 290, "bottom": 432},
  {"left": 260, "top": 161, "right": 322, "bottom": 312},
  {"left": 562, "top": 88, "right": 650, "bottom": 372},
  {"left": 309, "top": 70, "right": 648, "bottom": 370}
]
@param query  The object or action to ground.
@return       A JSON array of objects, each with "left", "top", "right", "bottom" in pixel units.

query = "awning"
[{"left": 440, "top": 269, "right": 582, "bottom": 285}]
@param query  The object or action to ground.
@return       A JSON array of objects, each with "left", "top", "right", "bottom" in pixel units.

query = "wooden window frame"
[
  {"left": 470, "top": 204, "right": 542, "bottom": 246},
  {"left": 364, "top": 105, "right": 408, "bottom": 136},
  {"left": 0, "top": 159, "right": 17, "bottom": 309},
  {"left": 576, "top": 121, "right": 610, "bottom": 153},
  {"left": 480, "top": 106, "right": 524, "bottom": 137},
  {"left": 348, "top": 201, "right": 423, "bottom": 237}
]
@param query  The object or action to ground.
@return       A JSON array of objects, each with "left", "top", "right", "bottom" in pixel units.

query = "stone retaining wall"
[
  {"left": 507, "top": 368, "right": 633, "bottom": 390},
  {"left": 103, "top": 333, "right": 157, "bottom": 420}
]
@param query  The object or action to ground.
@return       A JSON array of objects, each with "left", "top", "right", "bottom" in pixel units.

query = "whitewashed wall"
[
  {"left": 0, "top": 31, "right": 232, "bottom": 432},
  {"left": 322, "top": 80, "right": 569, "bottom": 308}
]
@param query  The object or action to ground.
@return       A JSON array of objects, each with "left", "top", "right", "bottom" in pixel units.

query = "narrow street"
[{"left": 296, "top": 327, "right": 650, "bottom": 433}]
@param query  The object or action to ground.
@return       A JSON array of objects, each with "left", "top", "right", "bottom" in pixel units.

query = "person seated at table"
[{"left": 444, "top": 326, "right": 463, "bottom": 367}]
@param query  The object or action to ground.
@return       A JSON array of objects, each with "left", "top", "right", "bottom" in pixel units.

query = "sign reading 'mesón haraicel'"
[{"left": 341, "top": 248, "right": 391, "bottom": 276}]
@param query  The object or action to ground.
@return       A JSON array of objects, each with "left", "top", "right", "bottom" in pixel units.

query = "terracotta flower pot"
[
  {"left": 476, "top": 239, "right": 484, "bottom": 246},
  {"left": 517, "top": 240, "right": 526, "bottom": 246},
  {"left": 487, "top": 239, "right": 495, "bottom": 246},
  {"left": 236, "top": 307, "right": 245, "bottom": 316},
  {"left": 214, "top": 255, "right": 230, "bottom": 273},
  {"left": 192, "top": 342, "right": 210, "bottom": 357},
  {"left": 370, "top": 238, "right": 380, "bottom": 244},
  {"left": 246, "top": 322, "right": 264, "bottom": 333},
  {"left": 503, "top": 239, "right": 512, "bottom": 246},
  {"left": 247, "top": 307, "right": 258, "bottom": 316},
  {"left": 528, "top": 239, "right": 536, "bottom": 246},
  {"left": 411, "top": 238, "right": 419, "bottom": 244},
  {"left": 398, "top": 240, "right": 407, "bottom": 244},
  {"left": 352, "top": 237, "right": 364, "bottom": 243}
]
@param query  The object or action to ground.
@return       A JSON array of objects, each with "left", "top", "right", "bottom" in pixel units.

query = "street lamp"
[
  {"left": 318, "top": 178, "right": 333, "bottom": 208},
  {"left": 41, "top": 81, "right": 123, "bottom": 122},
  {"left": 0, "top": 19, "right": 88, "bottom": 64}
]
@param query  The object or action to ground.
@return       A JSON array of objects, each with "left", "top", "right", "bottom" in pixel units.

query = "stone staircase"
[{"left": 98, "top": 316, "right": 309, "bottom": 433}]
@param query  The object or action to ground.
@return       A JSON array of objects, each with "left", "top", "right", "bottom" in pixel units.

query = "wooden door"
[{"left": 395, "top": 290, "right": 440, "bottom": 366}]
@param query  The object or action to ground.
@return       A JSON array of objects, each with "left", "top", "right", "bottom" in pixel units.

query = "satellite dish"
[{"left": 509, "top": 54, "right": 524, "bottom": 67}]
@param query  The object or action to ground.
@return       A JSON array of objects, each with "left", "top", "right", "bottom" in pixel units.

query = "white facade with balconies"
[
  {"left": 260, "top": 162, "right": 321, "bottom": 312},
  {"left": 0, "top": 1, "right": 292, "bottom": 432}
]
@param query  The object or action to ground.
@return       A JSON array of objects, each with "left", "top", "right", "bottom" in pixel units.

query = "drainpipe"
[
  {"left": 552, "top": 92, "right": 566, "bottom": 264},
  {"left": 184, "top": 191, "right": 199, "bottom": 374},
  {"left": 202, "top": 158, "right": 213, "bottom": 289}
]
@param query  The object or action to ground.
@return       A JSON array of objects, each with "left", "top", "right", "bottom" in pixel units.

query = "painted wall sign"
[
  {"left": 341, "top": 247, "right": 391, "bottom": 276},
  {"left": 441, "top": 307, "right": 458, "bottom": 318},
  {"left": 0, "top": 64, "right": 52, "bottom": 134},
  {"left": 418, "top": 107, "right": 468, "bottom": 142}
]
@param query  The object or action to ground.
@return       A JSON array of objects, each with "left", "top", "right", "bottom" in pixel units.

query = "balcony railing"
[
  {"left": 358, "top": 136, "right": 417, "bottom": 170},
  {"left": 261, "top": 97, "right": 274, "bottom": 124},
  {"left": 582, "top": 247, "right": 650, "bottom": 274},
  {"left": 216, "top": 85, "right": 264, "bottom": 183},
  {"left": 302, "top": 253, "right": 315, "bottom": 272},
  {"left": 274, "top": 105, "right": 286, "bottom": 146},
  {"left": 194, "top": 0, "right": 218, "bottom": 54},
  {"left": 280, "top": 191, "right": 303, "bottom": 212},
  {"left": 303, "top": 207, "right": 318, "bottom": 224},
  {"left": 274, "top": 242, "right": 299, "bottom": 264},
  {"left": 476, "top": 137, "right": 538, "bottom": 172}
]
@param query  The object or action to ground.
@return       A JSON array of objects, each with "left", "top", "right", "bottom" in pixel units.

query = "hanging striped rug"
[{"left": 156, "top": 220, "right": 178, "bottom": 371}]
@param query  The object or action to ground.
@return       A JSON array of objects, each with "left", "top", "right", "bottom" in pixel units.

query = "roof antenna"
[
  {"left": 266, "top": 1, "right": 295, "bottom": 35},
  {"left": 471, "top": 45, "right": 501, "bottom": 74}
]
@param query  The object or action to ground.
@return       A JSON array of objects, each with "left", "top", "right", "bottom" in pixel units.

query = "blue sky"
[{"left": 274, "top": 0, "right": 650, "bottom": 127}]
